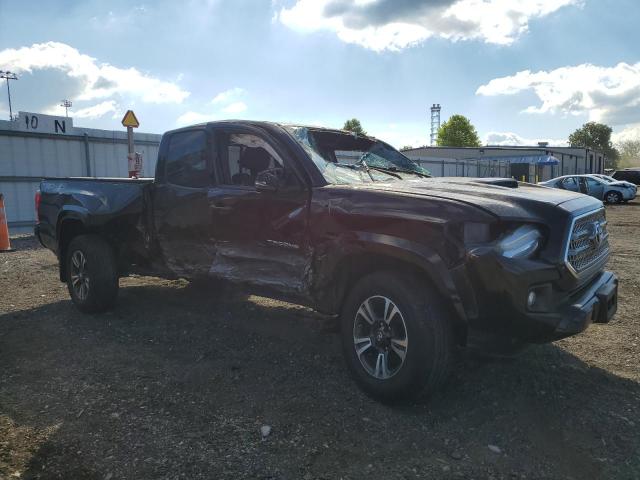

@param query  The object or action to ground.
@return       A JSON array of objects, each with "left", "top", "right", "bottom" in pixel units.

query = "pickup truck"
[{"left": 35, "top": 121, "right": 619, "bottom": 401}]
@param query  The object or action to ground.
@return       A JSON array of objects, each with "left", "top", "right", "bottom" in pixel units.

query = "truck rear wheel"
[
  {"left": 340, "top": 271, "right": 454, "bottom": 402},
  {"left": 65, "top": 234, "right": 119, "bottom": 313}
]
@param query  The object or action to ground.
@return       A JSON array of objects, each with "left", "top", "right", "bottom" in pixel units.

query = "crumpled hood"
[
  {"left": 609, "top": 180, "right": 635, "bottom": 188},
  {"left": 342, "top": 177, "right": 602, "bottom": 221}
]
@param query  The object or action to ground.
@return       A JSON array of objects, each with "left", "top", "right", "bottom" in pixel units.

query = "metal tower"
[
  {"left": 60, "top": 99, "right": 72, "bottom": 117},
  {"left": 430, "top": 103, "right": 441, "bottom": 146},
  {"left": 0, "top": 71, "right": 18, "bottom": 120}
]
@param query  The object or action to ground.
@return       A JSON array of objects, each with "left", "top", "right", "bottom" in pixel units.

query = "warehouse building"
[
  {"left": 402, "top": 144, "right": 606, "bottom": 182},
  {"left": 0, "top": 111, "right": 161, "bottom": 233}
]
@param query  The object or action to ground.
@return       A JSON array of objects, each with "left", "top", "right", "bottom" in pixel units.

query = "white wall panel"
[{"left": 0, "top": 123, "right": 161, "bottom": 233}]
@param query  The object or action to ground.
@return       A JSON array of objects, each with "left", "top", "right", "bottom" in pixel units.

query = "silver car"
[{"left": 538, "top": 174, "right": 637, "bottom": 204}]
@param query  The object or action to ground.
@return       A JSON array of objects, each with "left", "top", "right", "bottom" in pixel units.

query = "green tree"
[
  {"left": 343, "top": 118, "right": 367, "bottom": 136},
  {"left": 568, "top": 122, "right": 619, "bottom": 169},
  {"left": 617, "top": 139, "right": 640, "bottom": 168},
  {"left": 400, "top": 145, "right": 413, "bottom": 151},
  {"left": 436, "top": 115, "right": 482, "bottom": 147}
]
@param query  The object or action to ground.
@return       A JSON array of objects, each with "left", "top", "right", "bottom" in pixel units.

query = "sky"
[{"left": 0, "top": 0, "right": 639, "bottom": 148}]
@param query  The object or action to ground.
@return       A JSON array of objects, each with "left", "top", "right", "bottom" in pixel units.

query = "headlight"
[{"left": 496, "top": 224, "right": 542, "bottom": 258}]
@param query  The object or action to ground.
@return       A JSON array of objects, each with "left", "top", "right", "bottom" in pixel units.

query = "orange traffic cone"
[{"left": 0, "top": 193, "right": 15, "bottom": 252}]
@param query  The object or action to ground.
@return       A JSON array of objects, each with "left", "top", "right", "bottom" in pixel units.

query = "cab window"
[
  {"left": 165, "top": 130, "right": 209, "bottom": 188},
  {"left": 217, "top": 132, "right": 300, "bottom": 189}
]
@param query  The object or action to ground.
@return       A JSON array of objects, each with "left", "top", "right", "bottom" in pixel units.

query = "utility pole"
[
  {"left": 0, "top": 71, "right": 18, "bottom": 120},
  {"left": 60, "top": 99, "right": 72, "bottom": 117}
]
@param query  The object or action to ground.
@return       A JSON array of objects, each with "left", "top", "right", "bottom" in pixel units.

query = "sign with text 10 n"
[{"left": 17, "top": 112, "right": 73, "bottom": 135}]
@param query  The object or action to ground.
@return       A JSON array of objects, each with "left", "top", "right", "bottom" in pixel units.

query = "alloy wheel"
[
  {"left": 352, "top": 295, "right": 408, "bottom": 379},
  {"left": 606, "top": 192, "right": 620, "bottom": 203},
  {"left": 70, "top": 250, "right": 90, "bottom": 301}
]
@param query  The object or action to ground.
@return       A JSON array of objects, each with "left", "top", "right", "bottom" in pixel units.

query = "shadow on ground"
[{"left": 1, "top": 282, "right": 639, "bottom": 479}]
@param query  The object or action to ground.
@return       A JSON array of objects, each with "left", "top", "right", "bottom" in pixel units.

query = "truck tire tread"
[{"left": 65, "top": 234, "right": 119, "bottom": 313}]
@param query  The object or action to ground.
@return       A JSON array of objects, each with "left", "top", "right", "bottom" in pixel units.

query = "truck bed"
[{"left": 37, "top": 177, "right": 154, "bottom": 255}]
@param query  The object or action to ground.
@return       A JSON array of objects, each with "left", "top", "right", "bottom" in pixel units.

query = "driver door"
[
  {"left": 206, "top": 127, "right": 311, "bottom": 297},
  {"left": 585, "top": 177, "right": 604, "bottom": 199},
  {"left": 560, "top": 176, "right": 580, "bottom": 192}
]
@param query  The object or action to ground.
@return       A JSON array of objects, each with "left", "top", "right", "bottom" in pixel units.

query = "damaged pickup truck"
[{"left": 36, "top": 121, "right": 618, "bottom": 401}]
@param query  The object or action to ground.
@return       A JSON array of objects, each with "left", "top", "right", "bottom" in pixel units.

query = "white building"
[{"left": 402, "top": 144, "right": 606, "bottom": 182}]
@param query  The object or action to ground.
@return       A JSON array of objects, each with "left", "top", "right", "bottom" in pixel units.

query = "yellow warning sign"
[{"left": 121, "top": 110, "right": 140, "bottom": 128}]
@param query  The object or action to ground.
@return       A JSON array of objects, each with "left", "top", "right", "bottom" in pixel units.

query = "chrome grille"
[{"left": 566, "top": 209, "right": 610, "bottom": 274}]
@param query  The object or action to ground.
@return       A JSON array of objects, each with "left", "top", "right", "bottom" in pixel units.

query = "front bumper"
[
  {"left": 552, "top": 270, "right": 617, "bottom": 337},
  {"left": 460, "top": 250, "right": 618, "bottom": 343},
  {"left": 622, "top": 188, "right": 637, "bottom": 200}
]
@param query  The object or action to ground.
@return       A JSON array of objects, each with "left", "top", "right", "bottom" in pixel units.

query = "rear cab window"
[{"left": 165, "top": 130, "right": 210, "bottom": 188}]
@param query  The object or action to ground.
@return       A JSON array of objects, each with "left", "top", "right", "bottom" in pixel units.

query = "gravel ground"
[{"left": 1, "top": 202, "right": 639, "bottom": 479}]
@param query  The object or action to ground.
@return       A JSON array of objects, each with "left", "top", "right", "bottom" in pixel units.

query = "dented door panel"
[{"left": 206, "top": 184, "right": 311, "bottom": 295}]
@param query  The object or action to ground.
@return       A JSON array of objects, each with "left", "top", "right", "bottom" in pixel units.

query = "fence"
[
  {"left": 412, "top": 158, "right": 511, "bottom": 178},
  {"left": 0, "top": 113, "right": 161, "bottom": 234},
  {"left": 409, "top": 157, "right": 566, "bottom": 182}
]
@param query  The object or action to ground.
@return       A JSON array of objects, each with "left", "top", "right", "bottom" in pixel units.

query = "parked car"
[
  {"left": 612, "top": 168, "right": 640, "bottom": 186},
  {"left": 538, "top": 174, "right": 637, "bottom": 204},
  {"left": 591, "top": 174, "right": 637, "bottom": 190},
  {"left": 35, "top": 121, "right": 618, "bottom": 401}
]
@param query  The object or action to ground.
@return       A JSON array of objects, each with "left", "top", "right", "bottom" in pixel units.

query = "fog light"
[{"left": 527, "top": 291, "right": 537, "bottom": 309}]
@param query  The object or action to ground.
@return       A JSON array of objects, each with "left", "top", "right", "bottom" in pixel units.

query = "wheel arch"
[
  {"left": 57, "top": 214, "right": 90, "bottom": 282},
  {"left": 313, "top": 235, "right": 470, "bottom": 344}
]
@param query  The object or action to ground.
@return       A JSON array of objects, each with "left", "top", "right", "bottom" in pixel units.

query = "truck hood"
[{"left": 343, "top": 176, "right": 602, "bottom": 221}]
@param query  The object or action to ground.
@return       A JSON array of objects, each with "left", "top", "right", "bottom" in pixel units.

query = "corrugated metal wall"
[
  {"left": 410, "top": 158, "right": 511, "bottom": 178},
  {"left": 0, "top": 118, "right": 161, "bottom": 234}
]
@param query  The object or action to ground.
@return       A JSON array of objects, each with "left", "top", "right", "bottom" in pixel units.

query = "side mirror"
[{"left": 255, "top": 168, "right": 283, "bottom": 193}]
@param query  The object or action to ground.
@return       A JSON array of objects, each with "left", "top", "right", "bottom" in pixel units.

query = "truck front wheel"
[
  {"left": 65, "top": 234, "right": 119, "bottom": 313},
  {"left": 340, "top": 271, "right": 454, "bottom": 402}
]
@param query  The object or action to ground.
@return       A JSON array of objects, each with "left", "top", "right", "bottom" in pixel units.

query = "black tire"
[
  {"left": 340, "top": 271, "right": 454, "bottom": 402},
  {"left": 65, "top": 234, "right": 119, "bottom": 313},
  {"left": 604, "top": 191, "right": 622, "bottom": 204}
]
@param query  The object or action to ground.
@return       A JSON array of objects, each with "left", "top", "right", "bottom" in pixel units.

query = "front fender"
[{"left": 311, "top": 230, "right": 474, "bottom": 324}]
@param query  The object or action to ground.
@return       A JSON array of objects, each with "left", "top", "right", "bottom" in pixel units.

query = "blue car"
[{"left": 539, "top": 174, "right": 637, "bottom": 204}]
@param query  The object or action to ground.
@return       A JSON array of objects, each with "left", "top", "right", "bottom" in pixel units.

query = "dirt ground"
[{"left": 1, "top": 203, "right": 639, "bottom": 480}]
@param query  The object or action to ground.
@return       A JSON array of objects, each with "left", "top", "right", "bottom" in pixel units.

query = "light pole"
[
  {"left": 0, "top": 71, "right": 18, "bottom": 120},
  {"left": 60, "top": 99, "right": 72, "bottom": 117}
]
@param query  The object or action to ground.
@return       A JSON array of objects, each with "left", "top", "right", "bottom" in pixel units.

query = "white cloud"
[
  {"left": 221, "top": 101, "right": 248, "bottom": 114},
  {"left": 484, "top": 131, "right": 568, "bottom": 147},
  {"left": 178, "top": 87, "right": 248, "bottom": 125},
  {"left": 476, "top": 62, "right": 640, "bottom": 126},
  {"left": 176, "top": 111, "right": 217, "bottom": 126},
  {"left": 0, "top": 41, "right": 190, "bottom": 119},
  {"left": 212, "top": 87, "right": 244, "bottom": 104},
  {"left": 612, "top": 124, "right": 640, "bottom": 143},
  {"left": 277, "top": 0, "right": 580, "bottom": 51},
  {"left": 73, "top": 100, "right": 118, "bottom": 119}
]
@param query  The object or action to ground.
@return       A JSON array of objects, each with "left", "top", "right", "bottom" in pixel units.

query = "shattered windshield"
[{"left": 285, "top": 126, "right": 430, "bottom": 185}]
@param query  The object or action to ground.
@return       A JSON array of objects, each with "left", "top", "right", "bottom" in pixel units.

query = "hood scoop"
[{"left": 470, "top": 178, "right": 519, "bottom": 189}]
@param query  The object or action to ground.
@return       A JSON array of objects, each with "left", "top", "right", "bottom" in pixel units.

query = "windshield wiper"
[
  {"left": 334, "top": 162, "right": 376, "bottom": 181},
  {"left": 355, "top": 157, "right": 400, "bottom": 180},
  {"left": 364, "top": 163, "right": 429, "bottom": 179}
]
